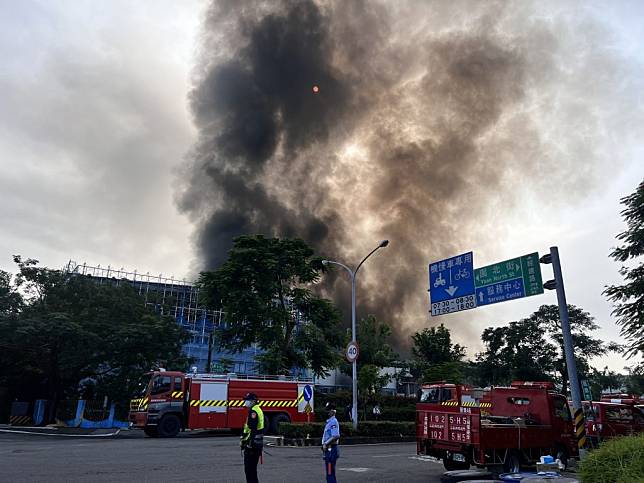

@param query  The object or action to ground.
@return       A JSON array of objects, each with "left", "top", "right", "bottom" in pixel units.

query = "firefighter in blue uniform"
[
  {"left": 240, "top": 392, "right": 264, "bottom": 483},
  {"left": 321, "top": 402, "right": 340, "bottom": 483}
]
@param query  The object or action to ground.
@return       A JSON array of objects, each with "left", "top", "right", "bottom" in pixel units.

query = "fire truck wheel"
[
  {"left": 269, "top": 413, "right": 291, "bottom": 435},
  {"left": 502, "top": 450, "right": 521, "bottom": 474},
  {"left": 143, "top": 426, "right": 158, "bottom": 438},
  {"left": 442, "top": 455, "right": 470, "bottom": 471},
  {"left": 157, "top": 414, "right": 181, "bottom": 438}
]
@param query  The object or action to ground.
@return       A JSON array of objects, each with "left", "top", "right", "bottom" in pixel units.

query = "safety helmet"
[
  {"left": 325, "top": 402, "right": 336, "bottom": 411},
  {"left": 243, "top": 392, "right": 259, "bottom": 401}
]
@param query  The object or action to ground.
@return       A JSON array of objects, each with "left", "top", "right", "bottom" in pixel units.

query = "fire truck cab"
[{"left": 129, "top": 370, "right": 314, "bottom": 438}]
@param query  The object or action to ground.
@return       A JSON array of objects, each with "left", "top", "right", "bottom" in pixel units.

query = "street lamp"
[{"left": 322, "top": 239, "right": 389, "bottom": 429}]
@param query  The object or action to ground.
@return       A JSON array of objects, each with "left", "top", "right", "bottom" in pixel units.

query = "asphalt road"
[{"left": 0, "top": 431, "right": 446, "bottom": 482}]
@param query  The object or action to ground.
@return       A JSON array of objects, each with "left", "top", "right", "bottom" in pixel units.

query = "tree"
[
  {"left": 0, "top": 269, "right": 21, "bottom": 316},
  {"left": 352, "top": 315, "right": 398, "bottom": 397},
  {"left": 476, "top": 316, "right": 557, "bottom": 386},
  {"left": 412, "top": 324, "right": 467, "bottom": 383},
  {"left": 604, "top": 179, "right": 644, "bottom": 360},
  {"left": 527, "top": 305, "right": 620, "bottom": 395},
  {"left": 0, "top": 257, "right": 190, "bottom": 409},
  {"left": 476, "top": 304, "right": 618, "bottom": 394},
  {"left": 198, "top": 235, "right": 344, "bottom": 377}
]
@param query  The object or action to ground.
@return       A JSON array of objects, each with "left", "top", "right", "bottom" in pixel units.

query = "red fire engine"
[
  {"left": 416, "top": 381, "right": 578, "bottom": 473},
  {"left": 129, "top": 370, "right": 315, "bottom": 437},
  {"left": 582, "top": 400, "right": 644, "bottom": 447}
]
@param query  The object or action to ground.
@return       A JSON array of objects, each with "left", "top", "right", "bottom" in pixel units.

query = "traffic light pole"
[{"left": 546, "top": 246, "right": 587, "bottom": 457}]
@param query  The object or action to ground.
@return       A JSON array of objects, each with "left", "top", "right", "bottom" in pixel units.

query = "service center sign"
[{"left": 429, "top": 251, "right": 544, "bottom": 316}]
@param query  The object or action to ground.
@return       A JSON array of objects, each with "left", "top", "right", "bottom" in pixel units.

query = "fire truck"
[
  {"left": 416, "top": 381, "right": 578, "bottom": 473},
  {"left": 129, "top": 370, "right": 314, "bottom": 438},
  {"left": 582, "top": 400, "right": 644, "bottom": 447}
]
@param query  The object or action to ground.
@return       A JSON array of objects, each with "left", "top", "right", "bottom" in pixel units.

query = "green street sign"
[
  {"left": 474, "top": 252, "right": 544, "bottom": 298},
  {"left": 520, "top": 252, "right": 544, "bottom": 297},
  {"left": 581, "top": 379, "right": 593, "bottom": 401}
]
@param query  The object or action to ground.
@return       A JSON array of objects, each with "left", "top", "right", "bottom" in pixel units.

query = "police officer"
[
  {"left": 322, "top": 402, "right": 340, "bottom": 483},
  {"left": 240, "top": 392, "right": 264, "bottom": 483}
]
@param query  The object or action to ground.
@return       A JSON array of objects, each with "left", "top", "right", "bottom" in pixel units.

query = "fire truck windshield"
[
  {"left": 134, "top": 374, "right": 154, "bottom": 396},
  {"left": 420, "top": 387, "right": 440, "bottom": 403},
  {"left": 150, "top": 375, "right": 172, "bottom": 395}
]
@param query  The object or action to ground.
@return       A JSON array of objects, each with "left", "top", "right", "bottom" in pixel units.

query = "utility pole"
[
  {"left": 541, "top": 246, "right": 587, "bottom": 457},
  {"left": 322, "top": 240, "right": 389, "bottom": 430}
]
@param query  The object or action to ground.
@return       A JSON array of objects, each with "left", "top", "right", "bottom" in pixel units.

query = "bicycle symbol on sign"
[{"left": 454, "top": 268, "right": 470, "bottom": 281}]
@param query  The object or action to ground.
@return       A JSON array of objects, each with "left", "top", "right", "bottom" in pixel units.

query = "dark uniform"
[{"left": 240, "top": 393, "right": 265, "bottom": 483}]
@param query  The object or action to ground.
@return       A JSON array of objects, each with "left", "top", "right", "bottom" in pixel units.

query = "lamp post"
[{"left": 322, "top": 239, "right": 389, "bottom": 430}]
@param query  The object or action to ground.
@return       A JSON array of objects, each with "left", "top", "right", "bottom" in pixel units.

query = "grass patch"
[{"left": 579, "top": 433, "right": 644, "bottom": 483}]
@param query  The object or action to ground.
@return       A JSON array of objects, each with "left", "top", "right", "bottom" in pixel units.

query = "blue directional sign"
[
  {"left": 475, "top": 277, "right": 525, "bottom": 306},
  {"left": 303, "top": 385, "right": 313, "bottom": 402},
  {"left": 429, "top": 252, "right": 476, "bottom": 316}
]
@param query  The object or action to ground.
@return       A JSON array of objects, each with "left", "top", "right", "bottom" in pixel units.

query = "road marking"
[
  {"left": 372, "top": 453, "right": 414, "bottom": 458},
  {"left": 338, "top": 467, "right": 370, "bottom": 473},
  {"left": 409, "top": 455, "right": 442, "bottom": 464}
]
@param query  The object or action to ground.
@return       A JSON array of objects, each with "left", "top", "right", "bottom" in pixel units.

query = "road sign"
[
  {"left": 581, "top": 379, "right": 593, "bottom": 401},
  {"left": 346, "top": 342, "right": 359, "bottom": 363},
  {"left": 474, "top": 252, "right": 543, "bottom": 307},
  {"left": 475, "top": 277, "right": 525, "bottom": 306},
  {"left": 304, "top": 402, "right": 312, "bottom": 414},
  {"left": 303, "top": 385, "right": 313, "bottom": 402},
  {"left": 429, "top": 252, "right": 474, "bottom": 316}
]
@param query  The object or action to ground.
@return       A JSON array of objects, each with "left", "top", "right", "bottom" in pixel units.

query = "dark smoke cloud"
[{"left": 178, "top": 0, "right": 642, "bottom": 351}]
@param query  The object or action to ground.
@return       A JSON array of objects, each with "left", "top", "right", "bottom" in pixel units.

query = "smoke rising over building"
[{"left": 178, "top": 0, "right": 642, "bottom": 348}]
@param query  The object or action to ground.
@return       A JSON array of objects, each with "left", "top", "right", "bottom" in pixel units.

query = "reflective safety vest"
[{"left": 241, "top": 404, "right": 265, "bottom": 446}]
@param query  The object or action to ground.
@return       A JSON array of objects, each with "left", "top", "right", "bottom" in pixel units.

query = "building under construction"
[{"left": 64, "top": 261, "right": 260, "bottom": 374}]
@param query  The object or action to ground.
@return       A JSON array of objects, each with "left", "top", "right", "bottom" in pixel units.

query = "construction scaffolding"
[{"left": 64, "top": 261, "right": 258, "bottom": 373}]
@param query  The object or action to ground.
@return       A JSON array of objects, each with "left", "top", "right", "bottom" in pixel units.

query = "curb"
[
  {"left": 0, "top": 426, "right": 122, "bottom": 437},
  {"left": 271, "top": 436, "right": 416, "bottom": 447}
]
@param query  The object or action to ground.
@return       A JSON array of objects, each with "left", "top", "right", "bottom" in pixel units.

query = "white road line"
[
  {"left": 337, "top": 467, "right": 371, "bottom": 473},
  {"left": 372, "top": 453, "right": 415, "bottom": 458},
  {"left": 409, "top": 455, "right": 442, "bottom": 464}
]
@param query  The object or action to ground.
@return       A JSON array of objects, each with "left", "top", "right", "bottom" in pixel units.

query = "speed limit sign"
[{"left": 346, "top": 341, "right": 359, "bottom": 363}]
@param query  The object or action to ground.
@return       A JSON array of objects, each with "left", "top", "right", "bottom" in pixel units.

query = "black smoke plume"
[{"left": 179, "top": 0, "right": 640, "bottom": 350}]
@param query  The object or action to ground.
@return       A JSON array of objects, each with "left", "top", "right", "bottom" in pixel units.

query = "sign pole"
[
  {"left": 351, "top": 272, "right": 358, "bottom": 430},
  {"left": 549, "top": 246, "right": 587, "bottom": 457}
]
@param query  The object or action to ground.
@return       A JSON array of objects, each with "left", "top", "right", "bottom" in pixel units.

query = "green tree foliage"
[
  {"left": 198, "top": 235, "right": 344, "bottom": 377},
  {"left": 476, "top": 304, "right": 617, "bottom": 393},
  {"left": 604, "top": 179, "right": 644, "bottom": 361},
  {"left": 0, "top": 269, "right": 21, "bottom": 316},
  {"left": 412, "top": 324, "right": 467, "bottom": 383},
  {"left": 0, "top": 257, "right": 189, "bottom": 407},
  {"left": 351, "top": 315, "right": 398, "bottom": 397},
  {"left": 528, "top": 304, "right": 619, "bottom": 395}
]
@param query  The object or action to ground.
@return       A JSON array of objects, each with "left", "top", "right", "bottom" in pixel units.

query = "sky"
[{"left": 1, "top": 0, "right": 643, "bottom": 373}]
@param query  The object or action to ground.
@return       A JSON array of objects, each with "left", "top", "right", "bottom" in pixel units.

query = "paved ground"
[{"left": 0, "top": 431, "right": 446, "bottom": 482}]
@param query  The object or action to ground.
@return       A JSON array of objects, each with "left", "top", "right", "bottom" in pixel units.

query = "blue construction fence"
[{"left": 8, "top": 399, "right": 128, "bottom": 428}]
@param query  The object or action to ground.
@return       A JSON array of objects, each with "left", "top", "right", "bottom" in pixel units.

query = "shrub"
[
  {"left": 379, "top": 407, "right": 416, "bottom": 422},
  {"left": 579, "top": 434, "right": 644, "bottom": 483},
  {"left": 278, "top": 421, "right": 415, "bottom": 439}
]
